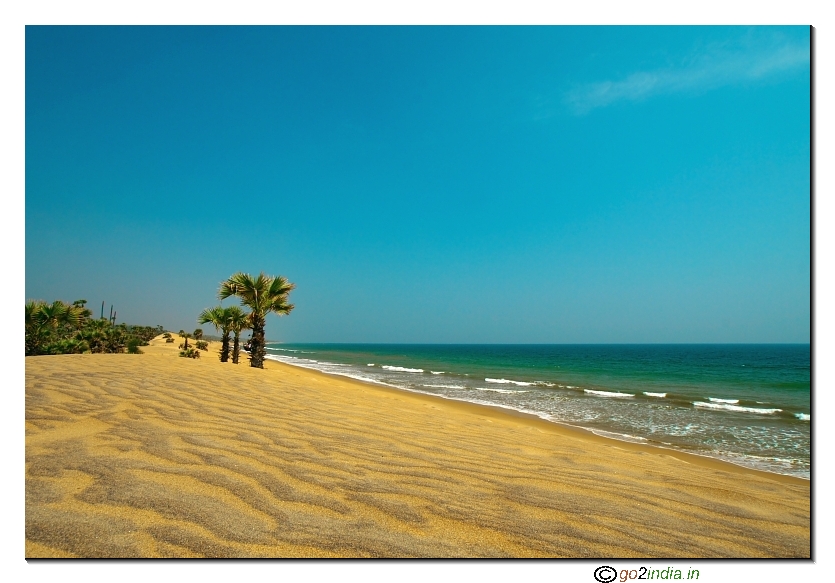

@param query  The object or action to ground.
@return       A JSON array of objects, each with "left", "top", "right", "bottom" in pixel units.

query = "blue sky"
[{"left": 25, "top": 26, "right": 810, "bottom": 343}]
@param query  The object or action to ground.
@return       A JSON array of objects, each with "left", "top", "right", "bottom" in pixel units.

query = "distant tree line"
[
  {"left": 25, "top": 299, "right": 163, "bottom": 356},
  {"left": 26, "top": 271, "right": 295, "bottom": 366}
]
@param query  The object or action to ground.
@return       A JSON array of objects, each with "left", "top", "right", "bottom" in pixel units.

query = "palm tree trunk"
[
  {"left": 220, "top": 331, "right": 231, "bottom": 362},
  {"left": 249, "top": 315, "right": 266, "bottom": 368},
  {"left": 232, "top": 331, "right": 240, "bottom": 364}
]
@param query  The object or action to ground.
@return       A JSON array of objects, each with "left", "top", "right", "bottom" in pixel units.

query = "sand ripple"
[{"left": 25, "top": 341, "right": 810, "bottom": 557}]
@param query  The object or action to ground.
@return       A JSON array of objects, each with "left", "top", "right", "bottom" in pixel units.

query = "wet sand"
[{"left": 25, "top": 336, "right": 810, "bottom": 557}]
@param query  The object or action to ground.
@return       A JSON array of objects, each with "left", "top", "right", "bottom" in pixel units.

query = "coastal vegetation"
[
  {"left": 178, "top": 330, "right": 191, "bottom": 350},
  {"left": 198, "top": 306, "right": 233, "bottom": 362},
  {"left": 177, "top": 328, "right": 208, "bottom": 358},
  {"left": 25, "top": 299, "right": 163, "bottom": 356},
  {"left": 26, "top": 271, "right": 295, "bottom": 367},
  {"left": 219, "top": 272, "right": 295, "bottom": 369},
  {"left": 179, "top": 346, "right": 201, "bottom": 359},
  {"left": 226, "top": 306, "right": 249, "bottom": 364}
]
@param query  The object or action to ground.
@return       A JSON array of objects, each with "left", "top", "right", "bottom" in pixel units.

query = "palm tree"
[
  {"left": 198, "top": 306, "right": 232, "bottom": 362},
  {"left": 75, "top": 318, "right": 124, "bottom": 353},
  {"left": 178, "top": 330, "right": 191, "bottom": 350},
  {"left": 26, "top": 300, "right": 85, "bottom": 356},
  {"left": 226, "top": 306, "right": 250, "bottom": 364},
  {"left": 193, "top": 328, "right": 203, "bottom": 342},
  {"left": 219, "top": 272, "right": 295, "bottom": 368},
  {"left": 25, "top": 300, "right": 49, "bottom": 355}
]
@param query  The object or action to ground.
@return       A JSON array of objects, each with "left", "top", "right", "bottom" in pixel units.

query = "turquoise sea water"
[{"left": 263, "top": 344, "right": 811, "bottom": 478}]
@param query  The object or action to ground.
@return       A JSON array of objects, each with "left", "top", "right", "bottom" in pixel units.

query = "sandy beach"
[{"left": 25, "top": 336, "right": 810, "bottom": 558}]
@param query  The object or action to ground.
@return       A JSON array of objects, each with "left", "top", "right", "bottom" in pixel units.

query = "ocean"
[{"left": 263, "top": 343, "right": 811, "bottom": 479}]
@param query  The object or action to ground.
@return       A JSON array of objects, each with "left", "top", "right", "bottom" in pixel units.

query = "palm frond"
[{"left": 198, "top": 307, "right": 227, "bottom": 331}]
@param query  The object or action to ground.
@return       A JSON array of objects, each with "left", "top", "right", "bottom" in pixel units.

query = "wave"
[
  {"left": 381, "top": 365, "right": 424, "bottom": 373},
  {"left": 589, "top": 429, "right": 647, "bottom": 443},
  {"left": 264, "top": 355, "right": 401, "bottom": 388},
  {"left": 263, "top": 355, "right": 318, "bottom": 366},
  {"left": 484, "top": 378, "right": 534, "bottom": 386},
  {"left": 584, "top": 389, "right": 634, "bottom": 398},
  {"left": 430, "top": 371, "right": 444, "bottom": 375},
  {"left": 643, "top": 392, "right": 667, "bottom": 398},
  {"left": 795, "top": 413, "right": 810, "bottom": 421},
  {"left": 341, "top": 373, "right": 396, "bottom": 385},
  {"left": 475, "top": 387, "right": 530, "bottom": 394},
  {"left": 282, "top": 357, "right": 318, "bottom": 364},
  {"left": 367, "top": 363, "right": 375, "bottom": 366},
  {"left": 693, "top": 402, "right": 782, "bottom": 414},
  {"left": 265, "top": 347, "right": 315, "bottom": 354},
  {"left": 708, "top": 397, "right": 739, "bottom": 404},
  {"left": 423, "top": 384, "right": 466, "bottom": 390}
]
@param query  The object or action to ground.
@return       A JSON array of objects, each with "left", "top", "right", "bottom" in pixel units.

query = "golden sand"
[{"left": 25, "top": 336, "right": 810, "bottom": 558}]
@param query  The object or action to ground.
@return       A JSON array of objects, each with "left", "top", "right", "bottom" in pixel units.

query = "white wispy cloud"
[{"left": 563, "top": 37, "right": 809, "bottom": 115}]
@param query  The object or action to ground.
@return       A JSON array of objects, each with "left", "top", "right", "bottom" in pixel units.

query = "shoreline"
[
  {"left": 262, "top": 354, "right": 808, "bottom": 486},
  {"left": 26, "top": 336, "right": 810, "bottom": 557}
]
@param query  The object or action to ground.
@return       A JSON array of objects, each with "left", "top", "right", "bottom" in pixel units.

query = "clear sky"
[{"left": 25, "top": 25, "right": 810, "bottom": 343}]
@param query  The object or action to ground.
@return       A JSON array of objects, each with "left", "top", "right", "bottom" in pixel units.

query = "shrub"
[
  {"left": 195, "top": 340, "right": 209, "bottom": 351},
  {"left": 165, "top": 337, "right": 174, "bottom": 343},
  {"left": 127, "top": 338, "right": 144, "bottom": 354},
  {"left": 179, "top": 348, "right": 201, "bottom": 359}
]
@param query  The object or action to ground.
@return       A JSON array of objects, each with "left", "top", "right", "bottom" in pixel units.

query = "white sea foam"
[
  {"left": 423, "top": 384, "right": 466, "bottom": 390},
  {"left": 589, "top": 429, "right": 647, "bottom": 443},
  {"left": 430, "top": 371, "right": 444, "bottom": 375},
  {"left": 708, "top": 397, "right": 739, "bottom": 404},
  {"left": 367, "top": 363, "right": 375, "bottom": 366},
  {"left": 795, "top": 413, "right": 810, "bottom": 421},
  {"left": 693, "top": 402, "right": 782, "bottom": 414},
  {"left": 381, "top": 365, "right": 424, "bottom": 373},
  {"left": 584, "top": 389, "right": 635, "bottom": 398},
  {"left": 643, "top": 392, "right": 667, "bottom": 398},
  {"left": 264, "top": 354, "right": 401, "bottom": 388},
  {"left": 475, "top": 387, "right": 529, "bottom": 394},
  {"left": 485, "top": 378, "right": 534, "bottom": 386},
  {"left": 340, "top": 373, "right": 394, "bottom": 385}
]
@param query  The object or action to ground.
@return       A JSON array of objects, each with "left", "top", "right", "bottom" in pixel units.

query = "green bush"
[
  {"left": 25, "top": 299, "right": 164, "bottom": 356},
  {"left": 127, "top": 338, "right": 143, "bottom": 354},
  {"left": 195, "top": 340, "right": 209, "bottom": 351},
  {"left": 179, "top": 348, "right": 200, "bottom": 359}
]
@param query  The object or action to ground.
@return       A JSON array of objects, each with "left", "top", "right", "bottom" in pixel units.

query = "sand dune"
[{"left": 25, "top": 337, "right": 810, "bottom": 557}]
